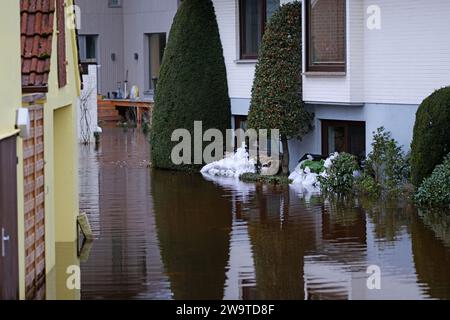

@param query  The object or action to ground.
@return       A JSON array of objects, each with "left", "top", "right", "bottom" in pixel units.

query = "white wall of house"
[
  {"left": 123, "top": 0, "right": 178, "bottom": 95},
  {"left": 77, "top": 0, "right": 177, "bottom": 96},
  {"left": 303, "top": 0, "right": 450, "bottom": 105},
  {"left": 77, "top": 0, "right": 125, "bottom": 96},
  {"left": 288, "top": 103, "right": 419, "bottom": 170},
  {"left": 213, "top": 0, "right": 450, "bottom": 167},
  {"left": 362, "top": 0, "right": 450, "bottom": 105}
]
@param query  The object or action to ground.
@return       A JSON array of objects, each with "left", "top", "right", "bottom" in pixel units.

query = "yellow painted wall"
[
  {"left": 0, "top": 0, "right": 80, "bottom": 300},
  {"left": 42, "top": 0, "right": 81, "bottom": 282},
  {"left": 0, "top": 0, "right": 21, "bottom": 139},
  {"left": 0, "top": 0, "right": 25, "bottom": 300}
]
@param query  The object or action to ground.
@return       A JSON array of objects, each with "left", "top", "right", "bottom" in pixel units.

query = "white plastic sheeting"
[
  {"left": 288, "top": 153, "right": 338, "bottom": 194},
  {"left": 200, "top": 143, "right": 256, "bottom": 178},
  {"left": 201, "top": 144, "right": 343, "bottom": 197}
]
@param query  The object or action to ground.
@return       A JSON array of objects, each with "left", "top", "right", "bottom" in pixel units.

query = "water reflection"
[
  {"left": 78, "top": 128, "right": 450, "bottom": 300},
  {"left": 151, "top": 170, "right": 232, "bottom": 299}
]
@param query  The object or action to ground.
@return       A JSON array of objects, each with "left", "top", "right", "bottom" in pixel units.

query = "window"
[
  {"left": 306, "top": 0, "right": 346, "bottom": 72},
  {"left": 108, "top": 0, "right": 122, "bottom": 8},
  {"left": 147, "top": 33, "right": 166, "bottom": 91},
  {"left": 239, "top": 0, "right": 280, "bottom": 60},
  {"left": 321, "top": 120, "right": 365, "bottom": 160},
  {"left": 79, "top": 35, "right": 98, "bottom": 63}
]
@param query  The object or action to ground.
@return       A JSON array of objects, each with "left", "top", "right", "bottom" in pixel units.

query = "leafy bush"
[
  {"left": 355, "top": 173, "right": 381, "bottom": 197},
  {"left": 415, "top": 153, "right": 450, "bottom": 207},
  {"left": 411, "top": 87, "right": 450, "bottom": 186},
  {"left": 247, "top": 2, "right": 313, "bottom": 175},
  {"left": 319, "top": 153, "right": 358, "bottom": 195},
  {"left": 300, "top": 159, "right": 325, "bottom": 174},
  {"left": 150, "top": 0, "right": 231, "bottom": 171},
  {"left": 363, "top": 127, "right": 407, "bottom": 195},
  {"left": 239, "top": 173, "right": 292, "bottom": 185}
]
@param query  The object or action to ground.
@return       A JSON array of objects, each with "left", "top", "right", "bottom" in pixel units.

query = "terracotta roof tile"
[{"left": 21, "top": 0, "right": 55, "bottom": 90}]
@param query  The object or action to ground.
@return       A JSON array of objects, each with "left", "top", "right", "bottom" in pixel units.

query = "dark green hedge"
[
  {"left": 415, "top": 153, "right": 450, "bottom": 207},
  {"left": 411, "top": 87, "right": 450, "bottom": 186},
  {"left": 247, "top": 1, "right": 312, "bottom": 141},
  {"left": 150, "top": 0, "right": 231, "bottom": 171}
]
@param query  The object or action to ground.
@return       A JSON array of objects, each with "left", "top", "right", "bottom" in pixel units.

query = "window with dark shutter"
[{"left": 57, "top": 0, "right": 67, "bottom": 88}]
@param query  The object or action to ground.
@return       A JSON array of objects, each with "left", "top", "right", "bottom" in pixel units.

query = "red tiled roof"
[{"left": 20, "top": 0, "right": 55, "bottom": 90}]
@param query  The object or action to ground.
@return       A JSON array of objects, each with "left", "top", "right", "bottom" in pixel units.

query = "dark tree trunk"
[{"left": 281, "top": 136, "right": 290, "bottom": 176}]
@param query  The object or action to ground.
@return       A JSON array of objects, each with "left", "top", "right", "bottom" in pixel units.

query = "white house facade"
[
  {"left": 212, "top": 0, "right": 450, "bottom": 170},
  {"left": 76, "top": 0, "right": 178, "bottom": 98}
]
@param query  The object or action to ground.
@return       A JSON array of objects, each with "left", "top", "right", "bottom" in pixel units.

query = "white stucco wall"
[
  {"left": 362, "top": 0, "right": 450, "bottom": 105},
  {"left": 303, "top": 0, "right": 450, "bottom": 105},
  {"left": 288, "top": 103, "right": 419, "bottom": 170},
  {"left": 77, "top": 0, "right": 178, "bottom": 96},
  {"left": 77, "top": 0, "right": 125, "bottom": 96},
  {"left": 122, "top": 0, "right": 178, "bottom": 94}
]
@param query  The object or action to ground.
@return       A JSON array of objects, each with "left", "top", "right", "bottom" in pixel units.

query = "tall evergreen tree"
[
  {"left": 150, "top": 0, "right": 231, "bottom": 171},
  {"left": 247, "top": 2, "right": 313, "bottom": 175}
]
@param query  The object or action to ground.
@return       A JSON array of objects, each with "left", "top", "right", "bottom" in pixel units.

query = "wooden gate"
[
  {"left": 0, "top": 135, "right": 20, "bottom": 300},
  {"left": 23, "top": 105, "right": 46, "bottom": 300}
]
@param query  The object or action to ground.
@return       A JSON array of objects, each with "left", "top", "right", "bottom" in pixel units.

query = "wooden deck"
[{"left": 98, "top": 98, "right": 154, "bottom": 126}]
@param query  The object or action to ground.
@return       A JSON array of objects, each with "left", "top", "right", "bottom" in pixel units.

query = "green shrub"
[
  {"left": 300, "top": 159, "right": 325, "bottom": 174},
  {"left": 411, "top": 87, "right": 450, "bottom": 186},
  {"left": 247, "top": 2, "right": 313, "bottom": 175},
  {"left": 415, "top": 153, "right": 450, "bottom": 208},
  {"left": 150, "top": 0, "right": 231, "bottom": 171},
  {"left": 319, "top": 153, "right": 358, "bottom": 195},
  {"left": 355, "top": 173, "right": 381, "bottom": 197},
  {"left": 239, "top": 173, "right": 292, "bottom": 185},
  {"left": 364, "top": 127, "right": 407, "bottom": 195}
]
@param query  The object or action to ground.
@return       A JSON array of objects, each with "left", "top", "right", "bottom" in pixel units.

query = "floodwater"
[{"left": 78, "top": 128, "right": 450, "bottom": 300}]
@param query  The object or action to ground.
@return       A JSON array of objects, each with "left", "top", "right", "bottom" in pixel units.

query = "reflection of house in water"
[
  {"left": 304, "top": 201, "right": 368, "bottom": 300},
  {"left": 223, "top": 195, "right": 257, "bottom": 300},
  {"left": 80, "top": 129, "right": 171, "bottom": 299}
]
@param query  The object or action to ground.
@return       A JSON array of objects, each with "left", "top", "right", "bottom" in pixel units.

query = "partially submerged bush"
[
  {"left": 319, "top": 153, "right": 358, "bottom": 195},
  {"left": 411, "top": 87, "right": 450, "bottom": 186},
  {"left": 300, "top": 159, "right": 325, "bottom": 174},
  {"left": 362, "top": 127, "right": 407, "bottom": 196},
  {"left": 240, "top": 173, "right": 292, "bottom": 185},
  {"left": 355, "top": 173, "right": 381, "bottom": 197},
  {"left": 415, "top": 153, "right": 450, "bottom": 208}
]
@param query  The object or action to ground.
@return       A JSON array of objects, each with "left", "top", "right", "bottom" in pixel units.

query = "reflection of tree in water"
[
  {"left": 245, "top": 187, "right": 317, "bottom": 299},
  {"left": 322, "top": 196, "right": 366, "bottom": 244},
  {"left": 361, "top": 198, "right": 412, "bottom": 242},
  {"left": 418, "top": 209, "right": 450, "bottom": 247},
  {"left": 151, "top": 170, "right": 232, "bottom": 299},
  {"left": 411, "top": 209, "right": 450, "bottom": 300}
]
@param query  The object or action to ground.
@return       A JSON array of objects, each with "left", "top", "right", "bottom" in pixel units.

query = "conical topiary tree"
[
  {"left": 247, "top": 1, "right": 313, "bottom": 175},
  {"left": 150, "top": 0, "right": 231, "bottom": 171}
]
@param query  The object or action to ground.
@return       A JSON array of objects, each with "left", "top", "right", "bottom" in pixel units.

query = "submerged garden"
[
  {"left": 150, "top": 0, "right": 449, "bottom": 211},
  {"left": 76, "top": 0, "right": 450, "bottom": 300}
]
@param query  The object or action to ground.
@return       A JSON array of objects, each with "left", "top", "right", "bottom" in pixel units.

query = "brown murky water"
[{"left": 79, "top": 128, "right": 450, "bottom": 300}]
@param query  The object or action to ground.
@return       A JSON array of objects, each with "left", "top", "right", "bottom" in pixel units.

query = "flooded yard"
[{"left": 79, "top": 128, "right": 450, "bottom": 300}]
